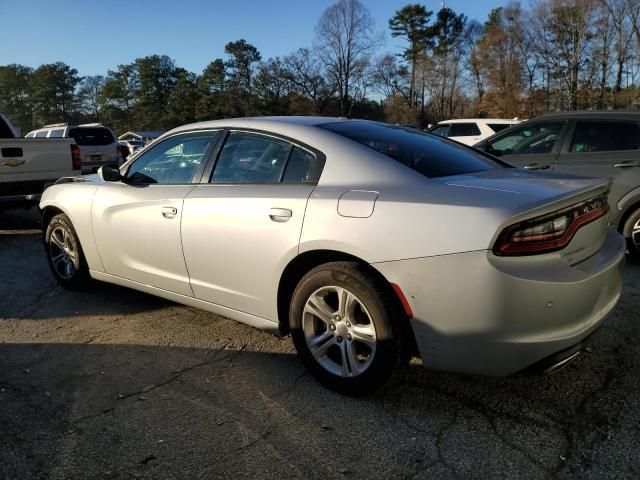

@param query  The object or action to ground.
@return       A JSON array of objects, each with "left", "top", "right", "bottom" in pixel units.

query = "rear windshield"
[
  {"left": 319, "top": 121, "right": 503, "bottom": 178},
  {"left": 68, "top": 127, "right": 115, "bottom": 146}
]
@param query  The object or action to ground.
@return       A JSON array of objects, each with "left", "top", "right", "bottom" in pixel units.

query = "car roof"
[
  {"left": 538, "top": 111, "right": 640, "bottom": 120},
  {"left": 438, "top": 118, "right": 519, "bottom": 124}
]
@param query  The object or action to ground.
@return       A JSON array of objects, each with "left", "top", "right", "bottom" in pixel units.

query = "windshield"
[
  {"left": 320, "top": 121, "right": 504, "bottom": 178},
  {"left": 68, "top": 127, "right": 115, "bottom": 146}
]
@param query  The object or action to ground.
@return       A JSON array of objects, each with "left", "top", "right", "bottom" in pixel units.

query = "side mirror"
[{"left": 98, "top": 165, "right": 124, "bottom": 182}]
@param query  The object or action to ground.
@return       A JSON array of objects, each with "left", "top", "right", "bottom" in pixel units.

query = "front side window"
[
  {"left": 487, "top": 121, "right": 564, "bottom": 156},
  {"left": 570, "top": 120, "right": 640, "bottom": 153},
  {"left": 428, "top": 125, "right": 450, "bottom": 137},
  {"left": 35, "top": 131, "right": 48, "bottom": 138},
  {"left": 50, "top": 129, "right": 64, "bottom": 138},
  {"left": 449, "top": 123, "right": 481, "bottom": 137},
  {"left": 320, "top": 121, "right": 502, "bottom": 178},
  {"left": 126, "top": 131, "right": 219, "bottom": 184},
  {"left": 211, "top": 132, "right": 292, "bottom": 184}
]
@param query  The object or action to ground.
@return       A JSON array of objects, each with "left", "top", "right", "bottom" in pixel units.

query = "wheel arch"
[
  {"left": 617, "top": 199, "right": 640, "bottom": 236},
  {"left": 276, "top": 249, "right": 418, "bottom": 354}
]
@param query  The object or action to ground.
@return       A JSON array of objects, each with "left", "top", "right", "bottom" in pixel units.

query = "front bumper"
[{"left": 374, "top": 229, "right": 625, "bottom": 376}]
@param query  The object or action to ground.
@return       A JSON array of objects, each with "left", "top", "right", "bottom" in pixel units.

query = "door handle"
[
  {"left": 523, "top": 163, "right": 551, "bottom": 170},
  {"left": 161, "top": 206, "right": 178, "bottom": 218},
  {"left": 268, "top": 208, "right": 292, "bottom": 222},
  {"left": 614, "top": 161, "right": 640, "bottom": 168}
]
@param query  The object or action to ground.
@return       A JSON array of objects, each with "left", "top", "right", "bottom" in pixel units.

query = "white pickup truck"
[{"left": 0, "top": 114, "right": 80, "bottom": 211}]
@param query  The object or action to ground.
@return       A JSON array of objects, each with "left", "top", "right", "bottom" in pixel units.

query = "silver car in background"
[{"left": 39, "top": 117, "right": 625, "bottom": 395}]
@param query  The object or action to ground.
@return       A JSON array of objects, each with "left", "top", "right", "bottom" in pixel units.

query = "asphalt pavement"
[{"left": 1, "top": 208, "right": 639, "bottom": 479}]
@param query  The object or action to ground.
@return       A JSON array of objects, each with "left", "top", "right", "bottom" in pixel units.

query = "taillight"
[
  {"left": 493, "top": 194, "right": 609, "bottom": 256},
  {"left": 71, "top": 144, "right": 82, "bottom": 170}
]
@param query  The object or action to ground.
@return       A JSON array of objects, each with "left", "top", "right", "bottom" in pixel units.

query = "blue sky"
[{"left": 0, "top": 0, "right": 505, "bottom": 76}]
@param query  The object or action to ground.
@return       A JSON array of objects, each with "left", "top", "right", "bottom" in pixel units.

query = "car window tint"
[
  {"left": 487, "top": 124, "right": 512, "bottom": 133},
  {"left": 126, "top": 132, "right": 219, "bottom": 184},
  {"left": 570, "top": 120, "right": 640, "bottom": 153},
  {"left": 50, "top": 129, "right": 64, "bottom": 138},
  {"left": 68, "top": 127, "right": 115, "bottom": 146},
  {"left": 211, "top": 132, "right": 292, "bottom": 184},
  {"left": 449, "top": 123, "right": 481, "bottom": 136},
  {"left": 488, "top": 121, "right": 563, "bottom": 155},
  {"left": 282, "top": 147, "right": 316, "bottom": 183},
  {"left": 428, "top": 125, "right": 449, "bottom": 137},
  {"left": 320, "top": 121, "right": 502, "bottom": 178}
]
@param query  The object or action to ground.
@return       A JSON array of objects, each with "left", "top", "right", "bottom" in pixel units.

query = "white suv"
[
  {"left": 427, "top": 119, "right": 522, "bottom": 146},
  {"left": 26, "top": 123, "right": 121, "bottom": 173}
]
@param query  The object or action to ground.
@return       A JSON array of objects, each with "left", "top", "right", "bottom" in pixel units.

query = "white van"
[{"left": 26, "top": 123, "right": 121, "bottom": 173}]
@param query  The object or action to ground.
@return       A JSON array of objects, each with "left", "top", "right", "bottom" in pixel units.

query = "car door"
[
  {"left": 479, "top": 120, "right": 568, "bottom": 170},
  {"left": 92, "top": 130, "right": 221, "bottom": 296},
  {"left": 552, "top": 119, "right": 640, "bottom": 211},
  {"left": 181, "top": 130, "right": 321, "bottom": 322}
]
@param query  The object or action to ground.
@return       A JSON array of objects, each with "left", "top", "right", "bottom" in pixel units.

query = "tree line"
[{"left": 1, "top": 0, "right": 640, "bottom": 135}]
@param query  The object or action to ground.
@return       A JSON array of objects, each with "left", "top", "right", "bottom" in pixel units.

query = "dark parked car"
[{"left": 474, "top": 111, "right": 640, "bottom": 258}]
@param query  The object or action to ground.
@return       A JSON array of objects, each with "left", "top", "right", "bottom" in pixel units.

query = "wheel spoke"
[
  {"left": 338, "top": 287, "right": 355, "bottom": 318},
  {"left": 309, "top": 335, "right": 336, "bottom": 359},
  {"left": 304, "top": 295, "right": 335, "bottom": 325},
  {"left": 344, "top": 342, "right": 362, "bottom": 376},
  {"left": 51, "top": 252, "right": 66, "bottom": 266},
  {"left": 339, "top": 342, "right": 350, "bottom": 376},
  {"left": 50, "top": 231, "right": 65, "bottom": 250},
  {"left": 351, "top": 325, "right": 376, "bottom": 350}
]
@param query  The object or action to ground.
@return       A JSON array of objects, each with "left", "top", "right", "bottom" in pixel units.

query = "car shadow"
[{"left": 1, "top": 330, "right": 638, "bottom": 479}]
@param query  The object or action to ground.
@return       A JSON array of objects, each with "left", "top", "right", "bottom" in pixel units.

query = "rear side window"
[
  {"left": 487, "top": 121, "right": 564, "bottom": 156},
  {"left": 320, "top": 121, "right": 501, "bottom": 178},
  {"left": 282, "top": 147, "right": 316, "bottom": 183},
  {"left": 211, "top": 132, "right": 292, "bottom": 184},
  {"left": 449, "top": 123, "right": 481, "bottom": 137},
  {"left": 487, "top": 124, "right": 512, "bottom": 134},
  {"left": 68, "top": 127, "right": 115, "bottom": 146},
  {"left": 50, "top": 129, "right": 64, "bottom": 138},
  {"left": 571, "top": 120, "right": 640, "bottom": 153}
]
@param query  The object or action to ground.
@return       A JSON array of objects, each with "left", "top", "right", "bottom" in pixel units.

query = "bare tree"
[{"left": 314, "top": 0, "right": 379, "bottom": 115}]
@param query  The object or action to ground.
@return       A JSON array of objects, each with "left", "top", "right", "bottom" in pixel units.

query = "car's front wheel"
[
  {"left": 289, "top": 262, "right": 405, "bottom": 396},
  {"left": 44, "top": 213, "right": 90, "bottom": 289}
]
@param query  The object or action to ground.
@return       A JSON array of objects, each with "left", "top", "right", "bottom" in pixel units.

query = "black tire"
[
  {"left": 289, "top": 261, "right": 406, "bottom": 396},
  {"left": 43, "top": 213, "right": 91, "bottom": 290},
  {"left": 622, "top": 207, "right": 640, "bottom": 261}
]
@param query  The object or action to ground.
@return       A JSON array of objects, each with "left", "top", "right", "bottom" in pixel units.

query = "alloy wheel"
[
  {"left": 49, "top": 226, "right": 78, "bottom": 280},
  {"left": 302, "top": 285, "right": 377, "bottom": 377}
]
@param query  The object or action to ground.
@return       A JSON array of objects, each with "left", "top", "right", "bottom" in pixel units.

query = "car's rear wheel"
[
  {"left": 44, "top": 213, "right": 90, "bottom": 289},
  {"left": 622, "top": 207, "right": 640, "bottom": 260},
  {"left": 289, "top": 262, "right": 405, "bottom": 396}
]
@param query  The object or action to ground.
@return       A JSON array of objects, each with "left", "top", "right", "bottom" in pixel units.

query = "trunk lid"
[{"left": 437, "top": 169, "right": 611, "bottom": 264}]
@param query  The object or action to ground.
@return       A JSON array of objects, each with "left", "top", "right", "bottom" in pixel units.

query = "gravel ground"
[{"left": 1, "top": 208, "right": 639, "bottom": 480}]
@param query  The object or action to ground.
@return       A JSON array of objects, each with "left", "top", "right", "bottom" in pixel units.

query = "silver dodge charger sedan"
[{"left": 40, "top": 117, "right": 625, "bottom": 395}]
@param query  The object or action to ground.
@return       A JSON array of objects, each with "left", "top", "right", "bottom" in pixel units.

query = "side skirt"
[{"left": 90, "top": 270, "right": 281, "bottom": 335}]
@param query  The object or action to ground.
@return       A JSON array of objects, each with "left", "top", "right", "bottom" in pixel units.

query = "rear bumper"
[{"left": 374, "top": 229, "right": 625, "bottom": 376}]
